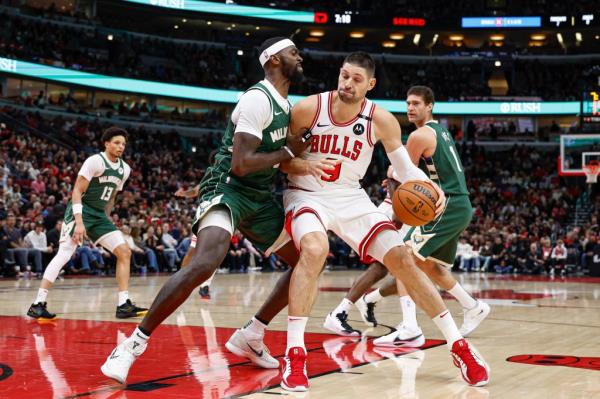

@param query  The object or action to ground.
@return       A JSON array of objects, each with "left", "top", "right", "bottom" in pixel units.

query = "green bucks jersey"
[
  {"left": 202, "top": 81, "right": 290, "bottom": 193},
  {"left": 81, "top": 153, "right": 128, "bottom": 211},
  {"left": 418, "top": 120, "right": 469, "bottom": 196}
]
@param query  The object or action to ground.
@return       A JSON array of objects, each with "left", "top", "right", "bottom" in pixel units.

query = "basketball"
[{"left": 392, "top": 180, "right": 439, "bottom": 226}]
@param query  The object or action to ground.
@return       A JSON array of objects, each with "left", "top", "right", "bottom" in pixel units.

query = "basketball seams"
[
  {"left": 392, "top": 181, "right": 439, "bottom": 225},
  {"left": 397, "top": 187, "right": 436, "bottom": 214},
  {"left": 395, "top": 192, "right": 428, "bottom": 223}
]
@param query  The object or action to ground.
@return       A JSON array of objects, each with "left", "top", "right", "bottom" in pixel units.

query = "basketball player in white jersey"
[{"left": 279, "top": 52, "right": 489, "bottom": 391}]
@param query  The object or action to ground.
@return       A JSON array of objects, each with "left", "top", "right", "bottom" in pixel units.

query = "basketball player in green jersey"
[
  {"left": 27, "top": 127, "right": 147, "bottom": 320},
  {"left": 326, "top": 85, "right": 490, "bottom": 344},
  {"left": 101, "top": 37, "right": 337, "bottom": 384}
]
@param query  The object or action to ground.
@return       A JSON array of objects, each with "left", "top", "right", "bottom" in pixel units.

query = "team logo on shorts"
[{"left": 353, "top": 124, "right": 365, "bottom": 135}]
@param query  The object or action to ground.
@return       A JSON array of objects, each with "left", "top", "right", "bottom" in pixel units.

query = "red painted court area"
[{"left": 0, "top": 316, "right": 444, "bottom": 398}]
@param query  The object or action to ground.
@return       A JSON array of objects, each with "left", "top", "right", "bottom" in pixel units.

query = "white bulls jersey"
[{"left": 288, "top": 91, "right": 376, "bottom": 191}]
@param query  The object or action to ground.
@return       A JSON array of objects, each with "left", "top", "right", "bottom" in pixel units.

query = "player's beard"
[{"left": 282, "top": 57, "right": 304, "bottom": 84}]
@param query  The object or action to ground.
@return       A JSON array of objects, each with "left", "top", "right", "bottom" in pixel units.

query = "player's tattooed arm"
[
  {"left": 280, "top": 158, "right": 340, "bottom": 180},
  {"left": 231, "top": 132, "right": 308, "bottom": 176}
]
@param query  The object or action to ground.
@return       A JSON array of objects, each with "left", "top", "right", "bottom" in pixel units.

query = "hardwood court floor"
[{"left": 1, "top": 270, "right": 599, "bottom": 398}]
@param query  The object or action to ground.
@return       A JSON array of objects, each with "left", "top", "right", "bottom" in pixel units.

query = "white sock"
[
  {"left": 286, "top": 316, "right": 308, "bottom": 352},
  {"left": 447, "top": 283, "right": 477, "bottom": 309},
  {"left": 364, "top": 288, "right": 383, "bottom": 304},
  {"left": 118, "top": 291, "right": 129, "bottom": 306},
  {"left": 243, "top": 317, "right": 267, "bottom": 336},
  {"left": 334, "top": 298, "right": 354, "bottom": 315},
  {"left": 400, "top": 296, "right": 418, "bottom": 330},
  {"left": 432, "top": 310, "right": 462, "bottom": 349},
  {"left": 129, "top": 326, "right": 150, "bottom": 348},
  {"left": 35, "top": 288, "right": 49, "bottom": 304}
]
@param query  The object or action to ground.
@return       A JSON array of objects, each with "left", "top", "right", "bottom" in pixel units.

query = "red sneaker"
[
  {"left": 281, "top": 347, "right": 309, "bottom": 392},
  {"left": 451, "top": 339, "right": 490, "bottom": 386}
]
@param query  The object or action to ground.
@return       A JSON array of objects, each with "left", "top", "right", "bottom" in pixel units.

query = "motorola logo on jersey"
[
  {"left": 353, "top": 124, "right": 365, "bottom": 135},
  {"left": 309, "top": 134, "right": 363, "bottom": 161}
]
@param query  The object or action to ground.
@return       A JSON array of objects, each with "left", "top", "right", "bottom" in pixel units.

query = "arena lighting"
[
  {"left": 207, "top": 21, "right": 212, "bottom": 25},
  {"left": 528, "top": 41, "right": 544, "bottom": 47},
  {"left": 576, "top": 32, "right": 583, "bottom": 42},
  {"left": 309, "top": 30, "right": 325, "bottom": 37},
  {"left": 530, "top": 34, "right": 546, "bottom": 41},
  {"left": 237, "top": 50, "right": 243, "bottom": 56},
  {"left": 0, "top": 57, "right": 581, "bottom": 115},
  {"left": 556, "top": 32, "right": 564, "bottom": 44},
  {"left": 449, "top": 34, "right": 464, "bottom": 41},
  {"left": 107, "top": 34, "right": 114, "bottom": 41},
  {"left": 255, "top": 26, "right": 260, "bottom": 30},
  {"left": 389, "top": 33, "right": 405, "bottom": 40},
  {"left": 489, "top": 34, "right": 504, "bottom": 41},
  {"left": 382, "top": 40, "right": 396, "bottom": 48},
  {"left": 431, "top": 34, "right": 439, "bottom": 46},
  {"left": 350, "top": 31, "right": 365, "bottom": 38},
  {"left": 182, "top": 18, "right": 187, "bottom": 22},
  {"left": 494, "top": 60, "right": 501, "bottom": 67},
  {"left": 305, "top": 37, "right": 320, "bottom": 42},
  {"left": 413, "top": 33, "right": 421, "bottom": 45}
]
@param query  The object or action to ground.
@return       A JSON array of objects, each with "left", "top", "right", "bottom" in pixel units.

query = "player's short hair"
[
  {"left": 407, "top": 85, "right": 435, "bottom": 105},
  {"left": 259, "top": 37, "right": 290, "bottom": 56},
  {"left": 343, "top": 52, "right": 376, "bottom": 77},
  {"left": 101, "top": 126, "right": 128, "bottom": 145}
]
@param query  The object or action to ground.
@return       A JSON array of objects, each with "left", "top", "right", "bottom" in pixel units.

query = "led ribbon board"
[
  {"left": 462, "top": 16, "right": 541, "bottom": 28},
  {"left": 0, "top": 57, "right": 580, "bottom": 115},
  {"left": 121, "top": 0, "right": 315, "bottom": 23}
]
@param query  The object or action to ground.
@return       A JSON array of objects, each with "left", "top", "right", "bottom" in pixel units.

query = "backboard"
[{"left": 558, "top": 134, "right": 600, "bottom": 176}]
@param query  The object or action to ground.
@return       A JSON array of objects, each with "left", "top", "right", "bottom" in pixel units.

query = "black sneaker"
[
  {"left": 116, "top": 299, "right": 148, "bottom": 319},
  {"left": 356, "top": 294, "right": 378, "bottom": 327},
  {"left": 199, "top": 286, "right": 210, "bottom": 299},
  {"left": 27, "top": 302, "right": 57, "bottom": 320}
]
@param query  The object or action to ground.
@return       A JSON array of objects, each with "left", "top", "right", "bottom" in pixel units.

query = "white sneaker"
[
  {"left": 101, "top": 338, "right": 147, "bottom": 384},
  {"left": 323, "top": 311, "right": 360, "bottom": 336},
  {"left": 354, "top": 294, "right": 377, "bottom": 327},
  {"left": 225, "top": 329, "right": 279, "bottom": 369},
  {"left": 459, "top": 300, "right": 491, "bottom": 337},
  {"left": 373, "top": 324, "right": 425, "bottom": 348}
]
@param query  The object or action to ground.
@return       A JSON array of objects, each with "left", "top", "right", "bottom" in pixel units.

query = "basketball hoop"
[{"left": 584, "top": 161, "right": 599, "bottom": 184}]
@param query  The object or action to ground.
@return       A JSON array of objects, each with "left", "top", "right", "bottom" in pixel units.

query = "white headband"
[{"left": 259, "top": 39, "right": 296, "bottom": 67}]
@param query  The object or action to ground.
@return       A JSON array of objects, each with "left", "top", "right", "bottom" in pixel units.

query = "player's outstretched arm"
[
  {"left": 374, "top": 107, "right": 445, "bottom": 212},
  {"left": 175, "top": 184, "right": 200, "bottom": 198}
]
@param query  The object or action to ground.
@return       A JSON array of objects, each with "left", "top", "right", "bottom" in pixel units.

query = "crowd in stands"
[
  {"left": 1, "top": 107, "right": 598, "bottom": 280},
  {"left": 1, "top": 9, "right": 599, "bottom": 101}
]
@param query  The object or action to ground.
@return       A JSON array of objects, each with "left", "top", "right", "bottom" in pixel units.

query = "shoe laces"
[
  {"left": 454, "top": 341, "right": 484, "bottom": 371},
  {"left": 365, "top": 302, "right": 376, "bottom": 321},
  {"left": 286, "top": 349, "right": 306, "bottom": 378}
]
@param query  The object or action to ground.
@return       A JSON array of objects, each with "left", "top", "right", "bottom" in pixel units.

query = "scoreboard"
[
  {"left": 581, "top": 90, "right": 600, "bottom": 132},
  {"left": 314, "top": 11, "right": 427, "bottom": 27}
]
